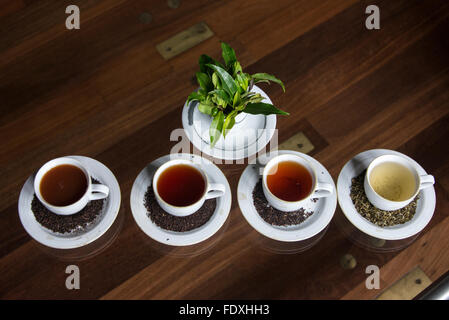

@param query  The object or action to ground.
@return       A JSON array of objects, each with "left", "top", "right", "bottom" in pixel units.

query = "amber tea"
[
  {"left": 40, "top": 164, "right": 88, "bottom": 206},
  {"left": 156, "top": 164, "right": 206, "bottom": 207},
  {"left": 266, "top": 161, "right": 313, "bottom": 202}
]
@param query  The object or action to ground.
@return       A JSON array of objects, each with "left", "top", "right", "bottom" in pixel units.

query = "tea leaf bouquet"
[{"left": 187, "top": 42, "right": 288, "bottom": 147}]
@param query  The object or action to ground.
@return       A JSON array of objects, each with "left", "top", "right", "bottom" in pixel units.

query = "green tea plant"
[{"left": 187, "top": 42, "right": 288, "bottom": 147}]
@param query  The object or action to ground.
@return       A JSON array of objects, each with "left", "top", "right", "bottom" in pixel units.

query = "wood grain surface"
[{"left": 1, "top": 0, "right": 448, "bottom": 299}]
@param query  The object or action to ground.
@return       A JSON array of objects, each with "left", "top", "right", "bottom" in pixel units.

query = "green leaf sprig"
[{"left": 187, "top": 42, "right": 288, "bottom": 147}]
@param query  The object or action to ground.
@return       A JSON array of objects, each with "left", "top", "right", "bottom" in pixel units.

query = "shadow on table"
[
  {"left": 250, "top": 225, "right": 329, "bottom": 254},
  {"left": 32, "top": 202, "right": 126, "bottom": 261},
  {"left": 135, "top": 215, "right": 231, "bottom": 258},
  {"left": 334, "top": 208, "right": 419, "bottom": 253}
]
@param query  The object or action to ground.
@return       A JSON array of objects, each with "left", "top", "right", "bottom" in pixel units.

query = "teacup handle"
[
  {"left": 205, "top": 183, "right": 226, "bottom": 200},
  {"left": 419, "top": 175, "right": 435, "bottom": 190},
  {"left": 314, "top": 182, "right": 334, "bottom": 198},
  {"left": 89, "top": 184, "right": 110, "bottom": 200}
]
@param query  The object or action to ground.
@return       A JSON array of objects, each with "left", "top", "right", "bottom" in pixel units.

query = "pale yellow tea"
[{"left": 369, "top": 162, "right": 416, "bottom": 201}]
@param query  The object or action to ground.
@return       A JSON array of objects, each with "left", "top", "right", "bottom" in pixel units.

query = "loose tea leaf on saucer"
[
  {"left": 350, "top": 170, "right": 418, "bottom": 227},
  {"left": 32, "top": 178, "right": 105, "bottom": 234},
  {"left": 252, "top": 179, "right": 314, "bottom": 226},
  {"left": 144, "top": 185, "right": 216, "bottom": 232}
]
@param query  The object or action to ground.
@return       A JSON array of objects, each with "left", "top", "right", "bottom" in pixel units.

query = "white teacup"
[
  {"left": 153, "top": 159, "right": 225, "bottom": 216},
  {"left": 262, "top": 154, "right": 334, "bottom": 212},
  {"left": 34, "top": 157, "right": 109, "bottom": 215},
  {"left": 364, "top": 154, "right": 435, "bottom": 211}
]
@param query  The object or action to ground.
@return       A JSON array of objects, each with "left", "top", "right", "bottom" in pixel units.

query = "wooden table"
[{"left": 1, "top": 0, "right": 448, "bottom": 299}]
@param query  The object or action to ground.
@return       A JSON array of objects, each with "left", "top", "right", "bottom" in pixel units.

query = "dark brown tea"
[
  {"left": 40, "top": 164, "right": 88, "bottom": 206},
  {"left": 157, "top": 164, "right": 206, "bottom": 207},
  {"left": 266, "top": 161, "right": 313, "bottom": 202}
]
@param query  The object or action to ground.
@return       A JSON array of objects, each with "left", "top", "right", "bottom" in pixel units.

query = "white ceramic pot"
[{"left": 182, "top": 85, "right": 277, "bottom": 160}]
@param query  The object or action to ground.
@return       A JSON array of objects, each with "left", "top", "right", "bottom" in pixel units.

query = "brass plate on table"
[
  {"left": 167, "top": 0, "right": 181, "bottom": 9},
  {"left": 156, "top": 22, "right": 214, "bottom": 60},
  {"left": 276, "top": 131, "right": 315, "bottom": 154},
  {"left": 376, "top": 266, "right": 432, "bottom": 300},
  {"left": 340, "top": 254, "right": 357, "bottom": 270}
]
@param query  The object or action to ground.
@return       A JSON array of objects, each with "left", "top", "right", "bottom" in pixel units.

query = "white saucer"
[
  {"left": 337, "top": 149, "right": 436, "bottom": 240},
  {"left": 237, "top": 150, "right": 337, "bottom": 242},
  {"left": 130, "top": 153, "right": 232, "bottom": 246},
  {"left": 182, "top": 85, "right": 277, "bottom": 160},
  {"left": 18, "top": 156, "right": 121, "bottom": 249}
]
